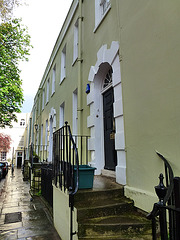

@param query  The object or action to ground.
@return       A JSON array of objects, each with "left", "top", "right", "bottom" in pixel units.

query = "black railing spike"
[
  {"left": 155, "top": 173, "right": 167, "bottom": 205},
  {"left": 155, "top": 151, "right": 174, "bottom": 203}
]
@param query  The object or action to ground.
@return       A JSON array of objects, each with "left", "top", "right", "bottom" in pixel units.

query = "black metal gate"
[
  {"left": 41, "top": 163, "right": 53, "bottom": 207},
  {"left": 53, "top": 122, "right": 80, "bottom": 240}
]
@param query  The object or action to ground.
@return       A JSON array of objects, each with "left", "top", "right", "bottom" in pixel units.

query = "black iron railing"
[
  {"left": 53, "top": 122, "right": 88, "bottom": 240},
  {"left": 28, "top": 144, "right": 42, "bottom": 196},
  {"left": 147, "top": 151, "right": 180, "bottom": 240},
  {"left": 29, "top": 162, "right": 41, "bottom": 196},
  {"left": 25, "top": 144, "right": 48, "bottom": 165},
  {"left": 41, "top": 163, "right": 53, "bottom": 207}
]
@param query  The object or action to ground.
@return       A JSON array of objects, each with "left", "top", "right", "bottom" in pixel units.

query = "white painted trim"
[
  {"left": 59, "top": 103, "right": 65, "bottom": 129},
  {"left": 87, "top": 41, "right": 126, "bottom": 185},
  {"left": 94, "top": 0, "right": 111, "bottom": 33},
  {"left": 72, "top": 89, "right": 78, "bottom": 135},
  {"left": 49, "top": 107, "right": 57, "bottom": 130},
  {"left": 48, "top": 108, "right": 57, "bottom": 162},
  {"left": 101, "top": 82, "right": 112, "bottom": 94},
  {"left": 73, "top": 19, "right": 79, "bottom": 63},
  {"left": 60, "top": 45, "right": 66, "bottom": 83}
]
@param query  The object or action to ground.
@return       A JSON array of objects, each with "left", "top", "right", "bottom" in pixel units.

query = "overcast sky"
[{"left": 14, "top": 0, "right": 73, "bottom": 113}]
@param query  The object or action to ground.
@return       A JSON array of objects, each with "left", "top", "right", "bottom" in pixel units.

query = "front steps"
[{"left": 74, "top": 177, "right": 152, "bottom": 240}]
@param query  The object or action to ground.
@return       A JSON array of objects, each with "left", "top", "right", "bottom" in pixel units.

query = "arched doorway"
[
  {"left": 17, "top": 151, "right": 23, "bottom": 168},
  {"left": 48, "top": 116, "right": 53, "bottom": 162},
  {"left": 48, "top": 108, "right": 56, "bottom": 162},
  {"left": 87, "top": 41, "right": 126, "bottom": 185}
]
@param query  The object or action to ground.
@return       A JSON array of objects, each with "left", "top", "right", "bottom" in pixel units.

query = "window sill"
[
  {"left": 94, "top": 4, "right": 111, "bottom": 33},
  {"left": 72, "top": 57, "right": 78, "bottom": 66},
  {"left": 60, "top": 76, "right": 66, "bottom": 85},
  {"left": 51, "top": 91, "right": 55, "bottom": 97}
]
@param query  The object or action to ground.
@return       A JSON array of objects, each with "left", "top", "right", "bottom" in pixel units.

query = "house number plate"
[{"left": 110, "top": 133, "right": 115, "bottom": 140}]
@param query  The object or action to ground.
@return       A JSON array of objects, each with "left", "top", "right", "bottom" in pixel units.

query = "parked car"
[
  {"left": 0, "top": 162, "right": 8, "bottom": 178},
  {"left": 5, "top": 162, "right": 8, "bottom": 173},
  {"left": 0, "top": 167, "right": 2, "bottom": 180}
]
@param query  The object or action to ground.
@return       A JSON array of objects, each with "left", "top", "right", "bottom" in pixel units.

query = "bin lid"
[{"left": 74, "top": 164, "right": 96, "bottom": 171}]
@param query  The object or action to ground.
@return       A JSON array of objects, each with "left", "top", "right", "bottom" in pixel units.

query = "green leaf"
[{"left": 0, "top": 17, "right": 32, "bottom": 127}]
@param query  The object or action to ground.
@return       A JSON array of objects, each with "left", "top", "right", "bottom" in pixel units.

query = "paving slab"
[{"left": 0, "top": 168, "right": 61, "bottom": 240}]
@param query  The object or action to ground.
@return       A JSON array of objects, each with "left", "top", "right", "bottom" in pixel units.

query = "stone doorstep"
[{"left": 74, "top": 177, "right": 152, "bottom": 239}]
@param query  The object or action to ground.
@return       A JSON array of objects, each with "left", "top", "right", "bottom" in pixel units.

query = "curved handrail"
[
  {"left": 66, "top": 122, "right": 79, "bottom": 196},
  {"left": 147, "top": 151, "right": 174, "bottom": 220},
  {"left": 156, "top": 151, "right": 174, "bottom": 204}
]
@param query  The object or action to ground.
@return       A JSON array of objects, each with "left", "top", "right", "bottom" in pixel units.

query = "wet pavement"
[{"left": 0, "top": 168, "right": 61, "bottom": 240}]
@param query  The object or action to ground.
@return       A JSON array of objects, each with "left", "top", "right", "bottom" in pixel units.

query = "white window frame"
[
  {"left": 42, "top": 88, "right": 45, "bottom": 110},
  {"left": 1, "top": 152, "right": 7, "bottom": 161},
  {"left": 46, "top": 78, "right": 50, "bottom": 104},
  {"left": 94, "top": 0, "right": 111, "bottom": 32},
  {"left": 38, "top": 94, "right": 41, "bottom": 116},
  {"left": 52, "top": 64, "right": 56, "bottom": 95},
  {"left": 60, "top": 45, "right": 66, "bottom": 83},
  {"left": 36, "top": 129, "right": 39, "bottom": 154},
  {"left": 45, "top": 119, "right": 48, "bottom": 150},
  {"left": 100, "top": 0, "right": 110, "bottom": 14},
  {"left": 20, "top": 119, "right": 25, "bottom": 126},
  {"left": 48, "top": 116, "right": 53, "bottom": 162},
  {"left": 40, "top": 124, "right": 43, "bottom": 151},
  {"left": 73, "top": 20, "right": 78, "bottom": 63},
  {"left": 72, "top": 89, "right": 78, "bottom": 136},
  {"left": 72, "top": 90, "right": 78, "bottom": 146},
  {"left": 59, "top": 103, "right": 65, "bottom": 128}
]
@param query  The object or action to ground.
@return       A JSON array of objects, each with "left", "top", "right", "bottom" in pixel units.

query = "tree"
[
  {"left": 0, "top": 0, "right": 25, "bottom": 21},
  {"left": 0, "top": 18, "right": 32, "bottom": 128},
  {"left": 0, "top": 133, "right": 12, "bottom": 152}
]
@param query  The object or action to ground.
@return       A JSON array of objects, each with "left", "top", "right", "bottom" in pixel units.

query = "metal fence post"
[
  {"left": 155, "top": 173, "right": 168, "bottom": 240},
  {"left": 174, "top": 177, "right": 180, "bottom": 240}
]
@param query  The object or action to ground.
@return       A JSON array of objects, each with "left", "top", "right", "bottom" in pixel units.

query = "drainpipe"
[
  {"left": 77, "top": 0, "right": 83, "bottom": 138},
  {"left": 31, "top": 106, "right": 35, "bottom": 144}
]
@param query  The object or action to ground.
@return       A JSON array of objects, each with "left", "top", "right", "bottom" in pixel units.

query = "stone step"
[
  {"left": 78, "top": 213, "right": 151, "bottom": 238},
  {"left": 79, "top": 235, "right": 152, "bottom": 240},
  {"left": 75, "top": 187, "right": 124, "bottom": 203},
  {"left": 75, "top": 177, "right": 152, "bottom": 239},
  {"left": 76, "top": 199, "right": 134, "bottom": 221},
  {"left": 75, "top": 195, "right": 132, "bottom": 209}
]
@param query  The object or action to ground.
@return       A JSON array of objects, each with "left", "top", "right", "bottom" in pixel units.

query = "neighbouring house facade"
[
  {"left": 0, "top": 113, "right": 30, "bottom": 167},
  {"left": 24, "top": 0, "right": 180, "bottom": 239}
]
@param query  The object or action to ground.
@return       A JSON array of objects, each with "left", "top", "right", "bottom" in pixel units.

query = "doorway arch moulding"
[
  {"left": 48, "top": 107, "right": 56, "bottom": 162},
  {"left": 87, "top": 41, "right": 126, "bottom": 185}
]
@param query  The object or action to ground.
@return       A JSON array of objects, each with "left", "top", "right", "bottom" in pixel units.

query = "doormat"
[{"left": 4, "top": 212, "right": 22, "bottom": 224}]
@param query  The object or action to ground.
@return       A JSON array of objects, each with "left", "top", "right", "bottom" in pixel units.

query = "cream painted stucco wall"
[
  {"left": 53, "top": 185, "right": 78, "bottom": 240},
  {"left": 118, "top": 0, "right": 180, "bottom": 211},
  {"left": 27, "top": 0, "right": 180, "bottom": 222}
]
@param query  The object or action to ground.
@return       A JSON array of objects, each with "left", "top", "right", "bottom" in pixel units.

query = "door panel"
[
  {"left": 17, "top": 157, "right": 22, "bottom": 168},
  {"left": 103, "top": 88, "right": 117, "bottom": 170}
]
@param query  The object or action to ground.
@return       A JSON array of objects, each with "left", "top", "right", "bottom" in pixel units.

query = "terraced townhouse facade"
[{"left": 25, "top": 0, "right": 180, "bottom": 239}]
